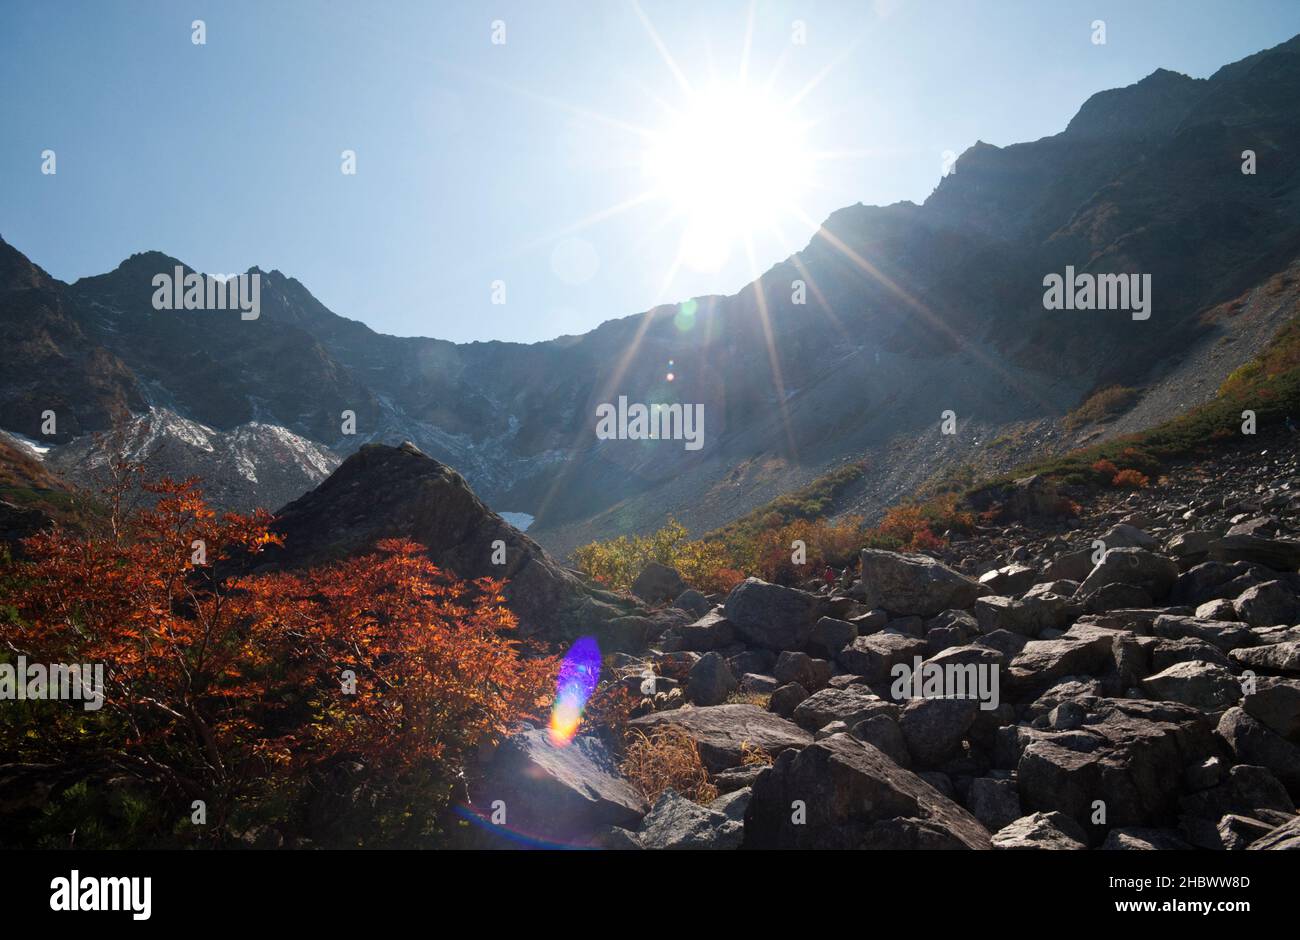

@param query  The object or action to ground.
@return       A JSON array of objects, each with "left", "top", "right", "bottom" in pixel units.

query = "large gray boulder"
[
  {"left": 991, "top": 811, "right": 1088, "bottom": 849},
  {"left": 898, "top": 697, "right": 978, "bottom": 768},
  {"left": 1153, "top": 615, "right": 1255, "bottom": 652},
  {"left": 975, "top": 593, "right": 1077, "bottom": 637},
  {"left": 723, "top": 578, "right": 824, "bottom": 650},
  {"left": 1015, "top": 698, "right": 1221, "bottom": 837},
  {"left": 743, "top": 734, "right": 992, "bottom": 849},
  {"left": 631, "top": 562, "right": 688, "bottom": 604},
  {"left": 838, "top": 631, "right": 929, "bottom": 681},
  {"left": 636, "top": 789, "right": 743, "bottom": 850},
  {"left": 687, "top": 652, "right": 738, "bottom": 706},
  {"left": 968, "top": 777, "right": 1023, "bottom": 833},
  {"left": 474, "top": 728, "right": 647, "bottom": 842},
  {"left": 627, "top": 704, "right": 812, "bottom": 772},
  {"left": 1243, "top": 678, "right": 1300, "bottom": 740},
  {"left": 792, "top": 685, "right": 893, "bottom": 732},
  {"left": 978, "top": 564, "right": 1038, "bottom": 596},
  {"left": 1235, "top": 581, "right": 1300, "bottom": 627},
  {"left": 1231, "top": 641, "right": 1300, "bottom": 676},
  {"left": 1217, "top": 707, "right": 1300, "bottom": 792},
  {"left": 1248, "top": 815, "right": 1300, "bottom": 850},
  {"left": 1079, "top": 548, "right": 1180, "bottom": 601},
  {"left": 1141, "top": 661, "right": 1241, "bottom": 711},
  {"left": 1211, "top": 535, "right": 1300, "bottom": 571},
  {"left": 857, "top": 549, "right": 986, "bottom": 617}
]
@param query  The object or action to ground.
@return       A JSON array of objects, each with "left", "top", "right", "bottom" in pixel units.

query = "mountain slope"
[
  {"left": 2, "top": 34, "right": 1299, "bottom": 551},
  {"left": 259, "top": 442, "right": 685, "bottom": 647}
]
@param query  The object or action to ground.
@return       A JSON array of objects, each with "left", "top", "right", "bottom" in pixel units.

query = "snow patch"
[
  {"left": 1, "top": 429, "right": 51, "bottom": 460},
  {"left": 499, "top": 512, "right": 534, "bottom": 532}
]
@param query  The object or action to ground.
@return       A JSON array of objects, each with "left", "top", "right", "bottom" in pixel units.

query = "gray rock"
[
  {"left": 1243, "top": 678, "right": 1300, "bottom": 741},
  {"left": 1025, "top": 579, "right": 1080, "bottom": 598},
  {"left": 808, "top": 616, "right": 858, "bottom": 658},
  {"left": 1211, "top": 534, "right": 1300, "bottom": 571},
  {"left": 1101, "top": 827, "right": 1192, "bottom": 850},
  {"left": 1248, "top": 815, "right": 1300, "bottom": 850},
  {"left": 991, "top": 811, "right": 1088, "bottom": 849},
  {"left": 857, "top": 549, "right": 986, "bottom": 617},
  {"left": 772, "top": 650, "right": 833, "bottom": 691},
  {"left": 1171, "top": 561, "right": 1261, "bottom": 606},
  {"left": 816, "top": 720, "right": 850, "bottom": 740},
  {"left": 1217, "top": 707, "right": 1300, "bottom": 792},
  {"left": 1017, "top": 698, "right": 1219, "bottom": 835},
  {"left": 793, "top": 684, "right": 892, "bottom": 732},
  {"left": 1086, "top": 582, "right": 1154, "bottom": 612},
  {"left": 673, "top": 589, "right": 712, "bottom": 618},
  {"left": 739, "top": 672, "right": 779, "bottom": 694},
  {"left": 1153, "top": 615, "right": 1255, "bottom": 652},
  {"left": 475, "top": 729, "right": 647, "bottom": 841},
  {"left": 978, "top": 563, "right": 1039, "bottom": 595},
  {"left": 768, "top": 682, "right": 809, "bottom": 718},
  {"left": 631, "top": 562, "right": 687, "bottom": 604},
  {"left": 744, "top": 734, "right": 992, "bottom": 849},
  {"left": 676, "top": 609, "right": 736, "bottom": 651},
  {"left": 1079, "top": 548, "right": 1180, "bottom": 601},
  {"left": 1167, "top": 531, "right": 1216, "bottom": 561},
  {"left": 637, "top": 789, "right": 743, "bottom": 850},
  {"left": 1231, "top": 641, "right": 1300, "bottom": 676},
  {"left": 687, "top": 652, "right": 738, "bottom": 706},
  {"left": 838, "top": 631, "right": 930, "bottom": 681},
  {"left": 1195, "top": 598, "right": 1239, "bottom": 621},
  {"left": 898, "top": 697, "right": 978, "bottom": 768},
  {"left": 968, "top": 777, "right": 1023, "bottom": 833},
  {"left": 1152, "top": 637, "right": 1234, "bottom": 671},
  {"left": 707, "top": 787, "right": 752, "bottom": 822},
  {"left": 975, "top": 593, "right": 1076, "bottom": 637},
  {"left": 850, "top": 714, "right": 911, "bottom": 767},
  {"left": 975, "top": 629, "right": 1029, "bottom": 658},
  {"left": 1100, "top": 523, "right": 1158, "bottom": 550},
  {"left": 1045, "top": 549, "right": 1094, "bottom": 583},
  {"left": 723, "top": 578, "right": 824, "bottom": 650},
  {"left": 727, "top": 649, "right": 775, "bottom": 676},
  {"left": 1235, "top": 581, "right": 1300, "bottom": 627},
  {"left": 1007, "top": 630, "right": 1115, "bottom": 692},
  {"left": 1141, "top": 660, "right": 1241, "bottom": 710}
]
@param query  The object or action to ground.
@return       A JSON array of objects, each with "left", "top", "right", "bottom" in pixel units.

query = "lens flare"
[{"left": 548, "top": 636, "right": 601, "bottom": 746}]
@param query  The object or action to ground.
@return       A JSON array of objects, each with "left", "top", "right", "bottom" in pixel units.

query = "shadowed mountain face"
[
  {"left": 258, "top": 442, "right": 679, "bottom": 645},
  {"left": 3, "top": 36, "right": 1299, "bottom": 551}
]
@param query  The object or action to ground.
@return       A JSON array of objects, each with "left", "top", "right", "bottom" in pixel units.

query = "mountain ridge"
[{"left": 3, "top": 33, "right": 1300, "bottom": 555}]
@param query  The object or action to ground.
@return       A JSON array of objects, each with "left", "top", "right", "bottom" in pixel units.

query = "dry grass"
[
  {"left": 619, "top": 726, "right": 717, "bottom": 804},
  {"left": 740, "top": 742, "right": 773, "bottom": 767}
]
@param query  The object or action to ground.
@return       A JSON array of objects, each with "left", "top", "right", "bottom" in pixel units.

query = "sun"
[{"left": 643, "top": 83, "right": 814, "bottom": 272}]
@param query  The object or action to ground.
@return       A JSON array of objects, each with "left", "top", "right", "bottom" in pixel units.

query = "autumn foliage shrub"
[
  {"left": 1, "top": 473, "right": 553, "bottom": 847},
  {"left": 572, "top": 519, "right": 740, "bottom": 595},
  {"left": 863, "top": 497, "right": 969, "bottom": 552},
  {"left": 736, "top": 516, "right": 865, "bottom": 585},
  {"left": 1111, "top": 468, "right": 1150, "bottom": 489}
]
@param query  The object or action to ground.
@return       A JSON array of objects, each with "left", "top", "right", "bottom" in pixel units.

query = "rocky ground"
[{"left": 472, "top": 430, "right": 1300, "bottom": 850}]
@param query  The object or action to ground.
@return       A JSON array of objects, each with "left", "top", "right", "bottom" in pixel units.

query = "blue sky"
[{"left": 3, "top": 0, "right": 1299, "bottom": 344}]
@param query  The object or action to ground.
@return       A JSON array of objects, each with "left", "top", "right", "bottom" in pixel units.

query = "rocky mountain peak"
[{"left": 262, "top": 443, "right": 686, "bottom": 646}]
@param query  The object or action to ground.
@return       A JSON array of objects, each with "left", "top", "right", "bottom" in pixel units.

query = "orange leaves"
[{"left": 3, "top": 478, "right": 553, "bottom": 828}]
